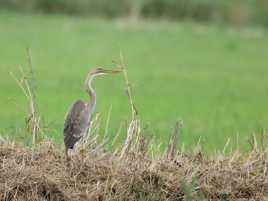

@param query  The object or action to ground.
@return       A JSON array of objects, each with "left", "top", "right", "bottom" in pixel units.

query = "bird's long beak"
[{"left": 101, "top": 69, "right": 122, "bottom": 74}]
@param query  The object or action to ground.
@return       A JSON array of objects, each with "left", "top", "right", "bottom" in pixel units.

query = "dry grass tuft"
[{"left": 10, "top": 49, "right": 43, "bottom": 146}]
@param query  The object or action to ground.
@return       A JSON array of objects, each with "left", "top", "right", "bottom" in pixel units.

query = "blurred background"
[
  {"left": 0, "top": 0, "right": 267, "bottom": 152},
  {"left": 1, "top": 0, "right": 268, "bottom": 26}
]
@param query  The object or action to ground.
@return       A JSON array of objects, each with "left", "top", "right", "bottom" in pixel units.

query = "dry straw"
[
  {"left": 0, "top": 133, "right": 267, "bottom": 201},
  {"left": 10, "top": 49, "right": 42, "bottom": 146}
]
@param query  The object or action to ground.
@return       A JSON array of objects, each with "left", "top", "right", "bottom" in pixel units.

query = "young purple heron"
[{"left": 63, "top": 68, "right": 121, "bottom": 160}]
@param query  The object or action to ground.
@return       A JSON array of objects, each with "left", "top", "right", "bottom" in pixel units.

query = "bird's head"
[{"left": 85, "top": 67, "right": 122, "bottom": 91}]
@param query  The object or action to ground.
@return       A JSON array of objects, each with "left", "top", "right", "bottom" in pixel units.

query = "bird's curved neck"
[{"left": 85, "top": 74, "right": 96, "bottom": 114}]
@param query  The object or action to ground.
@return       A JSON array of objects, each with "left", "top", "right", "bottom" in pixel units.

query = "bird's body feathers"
[{"left": 64, "top": 100, "right": 91, "bottom": 149}]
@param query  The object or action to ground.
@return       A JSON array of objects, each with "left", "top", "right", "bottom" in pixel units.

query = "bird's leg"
[{"left": 65, "top": 146, "right": 70, "bottom": 163}]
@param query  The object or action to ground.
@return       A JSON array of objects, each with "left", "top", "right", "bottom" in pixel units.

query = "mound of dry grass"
[{"left": 0, "top": 136, "right": 267, "bottom": 201}]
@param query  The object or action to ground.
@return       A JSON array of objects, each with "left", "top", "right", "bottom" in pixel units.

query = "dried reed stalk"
[
  {"left": 10, "top": 49, "right": 41, "bottom": 145},
  {"left": 113, "top": 53, "right": 142, "bottom": 158}
]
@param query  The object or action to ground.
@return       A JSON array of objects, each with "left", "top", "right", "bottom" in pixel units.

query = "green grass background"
[{"left": 0, "top": 11, "right": 267, "bottom": 152}]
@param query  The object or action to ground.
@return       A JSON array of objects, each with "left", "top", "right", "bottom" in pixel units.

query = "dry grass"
[
  {"left": 0, "top": 133, "right": 267, "bottom": 201},
  {"left": 10, "top": 49, "right": 43, "bottom": 146}
]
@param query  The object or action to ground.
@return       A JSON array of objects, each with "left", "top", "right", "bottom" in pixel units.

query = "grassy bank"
[{"left": 0, "top": 136, "right": 267, "bottom": 200}]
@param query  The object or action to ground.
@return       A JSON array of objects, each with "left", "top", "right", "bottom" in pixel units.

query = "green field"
[{"left": 0, "top": 11, "right": 267, "bottom": 152}]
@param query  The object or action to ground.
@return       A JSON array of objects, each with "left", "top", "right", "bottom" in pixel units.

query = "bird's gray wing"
[{"left": 63, "top": 100, "right": 90, "bottom": 148}]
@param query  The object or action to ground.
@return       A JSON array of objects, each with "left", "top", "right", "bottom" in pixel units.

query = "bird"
[{"left": 63, "top": 68, "right": 121, "bottom": 160}]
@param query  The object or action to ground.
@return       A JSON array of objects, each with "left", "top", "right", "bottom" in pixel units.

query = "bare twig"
[
  {"left": 165, "top": 120, "right": 183, "bottom": 160},
  {"left": 114, "top": 52, "right": 138, "bottom": 118},
  {"left": 103, "top": 105, "right": 113, "bottom": 143},
  {"left": 111, "top": 121, "right": 124, "bottom": 147}
]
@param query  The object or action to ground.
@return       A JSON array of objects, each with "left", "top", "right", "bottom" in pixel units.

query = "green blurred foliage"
[
  {"left": 0, "top": 0, "right": 268, "bottom": 25},
  {"left": 254, "top": 0, "right": 268, "bottom": 26}
]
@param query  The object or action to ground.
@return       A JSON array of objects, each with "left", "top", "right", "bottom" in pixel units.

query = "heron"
[{"left": 63, "top": 68, "right": 121, "bottom": 160}]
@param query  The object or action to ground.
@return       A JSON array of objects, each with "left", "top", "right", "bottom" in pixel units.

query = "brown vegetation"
[{"left": 0, "top": 132, "right": 267, "bottom": 201}]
